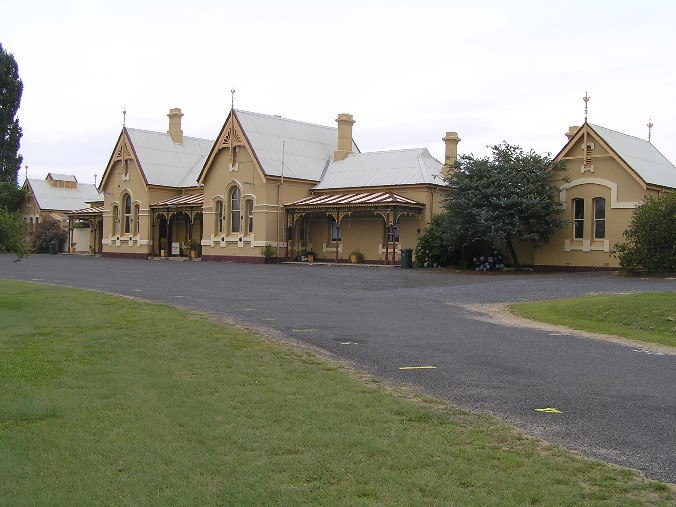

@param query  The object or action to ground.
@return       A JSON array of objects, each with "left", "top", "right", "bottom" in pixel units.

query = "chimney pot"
[
  {"left": 168, "top": 108, "right": 184, "bottom": 143},
  {"left": 441, "top": 131, "right": 461, "bottom": 178},
  {"left": 565, "top": 125, "right": 579, "bottom": 141},
  {"left": 334, "top": 113, "right": 355, "bottom": 161}
]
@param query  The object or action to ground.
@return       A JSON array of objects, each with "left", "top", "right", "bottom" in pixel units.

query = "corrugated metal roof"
[
  {"left": 312, "top": 148, "right": 443, "bottom": 190},
  {"left": 26, "top": 178, "right": 102, "bottom": 212},
  {"left": 126, "top": 129, "right": 214, "bottom": 188},
  {"left": 589, "top": 124, "right": 676, "bottom": 189},
  {"left": 235, "top": 110, "right": 359, "bottom": 181},
  {"left": 286, "top": 191, "right": 423, "bottom": 208},
  {"left": 151, "top": 194, "right": 203, "bottom": 207},
  {"left": 48, "top": 173, "right": 77, "bottom": 182}
]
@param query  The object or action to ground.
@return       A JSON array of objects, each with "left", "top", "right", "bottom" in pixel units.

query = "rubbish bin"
[
  {"left": 400, "top": 248, "right": 413, "bottom": 269},
  {"left": 49, "top": 241, "right": 58, "bottom": 255}
]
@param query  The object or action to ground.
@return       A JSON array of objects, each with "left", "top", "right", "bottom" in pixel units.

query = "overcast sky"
[{"left": 3, "top": 0, "right": 675, "bottom": 185}]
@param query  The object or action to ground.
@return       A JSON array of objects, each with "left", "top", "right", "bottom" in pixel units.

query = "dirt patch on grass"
[{"left": 457, "top": 302, "right": 676, "bottom": 356}]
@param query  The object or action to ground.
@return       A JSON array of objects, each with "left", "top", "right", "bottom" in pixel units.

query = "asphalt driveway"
[{"left": 2, "top": 254, "right": 674, "bottom": 482}]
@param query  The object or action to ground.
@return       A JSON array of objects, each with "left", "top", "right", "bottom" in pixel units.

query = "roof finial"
[
  {"left": 122, "top": 108, "right": 127, "bottom": 126},
  {"left": 583, "top": 92, "right": 590, "bottom": 122},
  {"left": 647, "top": 119, "right": 653, "bottom": 143},
  {"left": 231, "top": 88, "right": 235, "bottom": 110},
  {"left": 94, "top": 173, "right": 97, "bottom": 186},
  {"left": 25, "top": 163, "right": 28, "bottom": 182}
]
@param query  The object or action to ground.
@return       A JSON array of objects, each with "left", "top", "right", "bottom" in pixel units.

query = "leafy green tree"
[
  {"left": 30, "top": 219, "right": 67, "bottom": 253},
  {"left": 415, "top": 212, "right": 492, "bottom": 269},
  {"left": 444, "top": 142, "right": 568, "bottom": 269},
  {"left": 0, "top": 43, "right": 23, "bottom": 185},
  {"left": 0, "top": 210, "right": 27, "bottom": 257},
  {"left": 0, "top": 181, "right": 23, "bottom": 211},
  {"left": 612, "top": 193, "right": 676, "bottom": 274}
]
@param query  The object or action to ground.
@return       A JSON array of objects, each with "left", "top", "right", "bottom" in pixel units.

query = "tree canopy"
[
  {"left": 0, "top": 43, "right": 26, "bottom": 258},
  {"left": 443, "top": 142, "right": 568, "bottom": 269},
  {"left": 1, "top": 42, "right": 23, "bottom": 186},
  {"left": 612, "top": 193, "right": 676, "bottom": 274}
]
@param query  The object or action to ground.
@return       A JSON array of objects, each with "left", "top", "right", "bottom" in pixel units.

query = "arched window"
[
  {"left": 593, "top": 197, "right": 605, "bottom": 239},
  {"left": 123, "top": 194, "right": 132, "bottom": 234},
  {"left": 112, "top": 204, "right": 119, "bottom": 235},
  {"left": 246, "top": 200, "right": 254, "bottom": 234},
  {"left": 134, "top": 204, "right": 140, "bottom": 235},
  {"left": 230, "top": 187, "right": 241, "bottom": 234},
  {"left": 215, "top": 200, "right": 224, "bottom": 234},
  {"left": 572, "top": 198, "right": 584, "bottom": 239}
]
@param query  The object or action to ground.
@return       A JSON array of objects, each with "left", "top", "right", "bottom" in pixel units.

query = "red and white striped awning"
[
  {"left": 150, "top": 194, "right": 203, "bottom": 207},
  {"left": 66, "top": 205, "right": 104, "bottom": 216},
  {"left": 286, "top": 192, "right": 423, "bottom": 208}
]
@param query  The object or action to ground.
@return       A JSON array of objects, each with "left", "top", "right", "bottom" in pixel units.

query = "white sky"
[{"left": 3, "top": 0, "right": 675, "bottom": 185}]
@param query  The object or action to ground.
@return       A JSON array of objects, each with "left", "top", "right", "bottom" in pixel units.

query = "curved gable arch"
[{"left": 560, "top": 177, "right": 639, "bottom": 209}]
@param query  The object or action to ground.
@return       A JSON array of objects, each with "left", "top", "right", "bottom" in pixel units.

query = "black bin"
[
  {"left": 49, "top": 241, "right": 58, "bottom": 255},
  {"left": 400, "top": 248, "right": 413, "bottom": 269}
]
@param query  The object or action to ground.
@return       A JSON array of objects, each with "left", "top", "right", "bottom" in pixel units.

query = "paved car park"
[{"left": 2, "top": 254, "right": 675, "bottom": 482}]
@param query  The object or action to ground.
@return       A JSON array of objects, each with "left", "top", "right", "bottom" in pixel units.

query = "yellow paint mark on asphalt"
[
  {"left": 535, "top": 407, "right": 562, "bottom": 414},
  {"left": 399, "top": 366, "right": 437, "bottom": 370},
  {"left": 339, "top": 341, "right": 357, "bottom": 345}
]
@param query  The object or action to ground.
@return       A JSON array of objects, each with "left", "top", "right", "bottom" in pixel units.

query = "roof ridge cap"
[
  {"left": 235, "top": 109, "right": 337, "bottom": 131},
  {"left": 126, "top": 127, "right": 214, "bottom": 144}
]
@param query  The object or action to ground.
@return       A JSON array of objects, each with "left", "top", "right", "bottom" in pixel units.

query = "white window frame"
[
  {"left": 573, "top": 198, "right": 584, "bottom": 239},
  {"left": 230, "top": 188, "right": 241, "bottom": 234},
  {"left": 593, "top": 197, "right": 606, "bottom": 240}
]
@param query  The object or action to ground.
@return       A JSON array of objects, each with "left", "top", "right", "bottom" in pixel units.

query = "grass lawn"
[
  {"left": 0, "top": 280, "right": 673, "bottom": 506},
  {"left": 509, "top": 292, "right": 676, "bottom": 348}
]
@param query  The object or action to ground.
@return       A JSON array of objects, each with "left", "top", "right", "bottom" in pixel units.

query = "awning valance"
[
  {"left": 285, "top": 191, "right": 424, "bottom": 213},
  {"left": 150, "top": 194, "right": 203, "bottom": 207}
]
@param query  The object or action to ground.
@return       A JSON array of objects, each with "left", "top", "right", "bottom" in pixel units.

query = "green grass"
[
  {"left": 0, "top": 281, "right": 673, "bottom": 506},
  {"left": 509, "top": 292, "right": 676, "bottom": 348}
]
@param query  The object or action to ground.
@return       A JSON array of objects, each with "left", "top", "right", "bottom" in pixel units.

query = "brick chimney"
[
  {"left": 334, "top": 113, "right": 355, "bottom": 161},
  {"left": 168, "top": 108, "right": 184, "bottom": 143},
  {"left": 565, "top": 126, "right": 579, "bottom": 141},
  {"left": 441, "top": 132, "right": 461, "bottom": 178}
]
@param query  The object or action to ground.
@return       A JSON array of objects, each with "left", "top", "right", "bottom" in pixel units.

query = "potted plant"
[
  {"left": 261, "top": 243, "right": 275, "bottom": 264},
  {"left": 306, "top": 249, "right": 315, "bottom": 263},
  {"left": 189, "top": 238, "right": 200, "bottom": 259},
  {"left": 70, "top": 241, "right": 77, "bottom": 254},
  {"left": 349, "top": 249, "right": 364, "bottom": 264},
  {"left": 159, "top": 237, "right": 167, "bottom": 257}
]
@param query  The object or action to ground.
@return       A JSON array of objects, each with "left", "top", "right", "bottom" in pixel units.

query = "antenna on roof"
[
  {"left": 647, "top": 119, "right": 653, "bottom": 143},
  {"left": 122, "top": 108, "right": 127, "bottom": 127},
  {"left": 231, "top": 88, "right": 235, "bottom": 110},
  {"left": 583, "top": 92, "right": 590, "bottom": 122}
]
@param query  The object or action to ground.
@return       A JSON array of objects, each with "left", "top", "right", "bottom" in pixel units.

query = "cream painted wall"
[
  {"left": 200, "top": 137, "right": 315, "bottom": 260},
  {"left": 101, "top": 149, "right": 179, "bottom": 256},
  {"left": 534, "top": 128, "right": 659, "bottom": 268}
]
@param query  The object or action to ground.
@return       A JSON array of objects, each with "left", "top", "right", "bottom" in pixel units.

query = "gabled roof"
[
  {"left": 25, "top": 178, "right": 101, "bottom": 212},
  {"left": 587, "top": 124, "right": 676, "bottom": 188},
  {"left": 312, "top": 148, "right": 443, "bottom": 190},
  {"left": 125, "top": 128, "right": 214, "bottom": 188},
  {"left": 234, "top": 110, "right": 359, "bottom": 181},
  {"left": 47, "top": 173, "right": 77, "bottom": 182}
]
